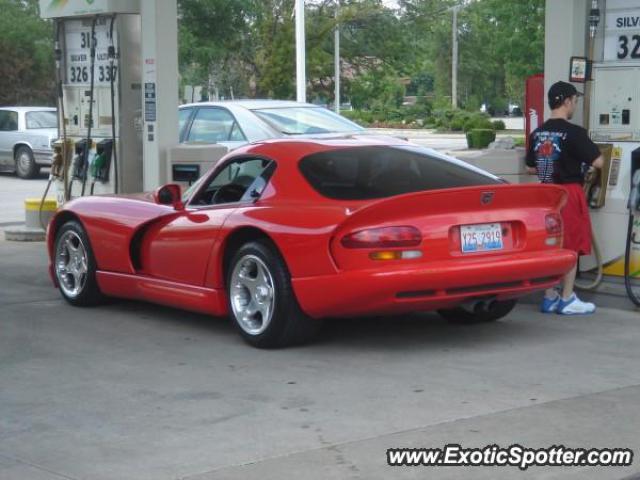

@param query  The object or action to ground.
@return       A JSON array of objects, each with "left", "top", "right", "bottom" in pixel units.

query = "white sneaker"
[{"left": 557, "top": 294, "right": 596, "bottom": 315}]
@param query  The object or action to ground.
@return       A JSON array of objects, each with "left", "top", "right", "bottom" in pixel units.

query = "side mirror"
[{"left": 154, "top": 183, "right": 184, "bottom": 210}]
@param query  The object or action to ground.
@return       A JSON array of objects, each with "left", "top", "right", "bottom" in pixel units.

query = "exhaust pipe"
[{"left": 462, "top": 298, "right": 496, "bottom": 314}]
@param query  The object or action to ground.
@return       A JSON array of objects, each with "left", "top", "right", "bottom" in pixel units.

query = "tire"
[
  {"left": 53, "top": 220, "right": 104, "bottom": 306},
  {"left": 15, "top": 145, "right": 40, "bottom": 179},
  {"left": 226, "top": 240, "right": 321, "bottom": 348},
  {"left": 438, "top": 299, "right": 517, "bottom": 324}
]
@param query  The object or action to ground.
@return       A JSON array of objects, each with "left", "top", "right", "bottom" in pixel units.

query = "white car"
[
  {"left": 179, "top": 100, "right": 364, "bottom": 151},
  {"left": 0, "top": 107, "right": 57, "bottom": 179}
]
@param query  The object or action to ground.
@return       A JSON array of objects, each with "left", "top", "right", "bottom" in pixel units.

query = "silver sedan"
[
  {"left": 0, "top": 107, "right": 57, "bottom": 179},
  {"left": 179, "top": 100, "right": 364, "bottom": 151}
]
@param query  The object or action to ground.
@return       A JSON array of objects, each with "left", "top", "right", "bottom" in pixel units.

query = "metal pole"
[
  {"left": 334, "top": 0, "right": 340, "bottom": 113},
  {"left": 452, "top": 5, "right": 458, "bottom": 109},
  {"left": 296, "top": 0, "right": 306, "bottom": 103},
  {"left": 583, "top": 0, "right": 600, "bottom": 132}
]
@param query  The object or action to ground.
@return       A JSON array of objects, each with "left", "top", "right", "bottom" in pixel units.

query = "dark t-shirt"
[{"left": 526, "top": 118, "right": 601, "bottom": 184}]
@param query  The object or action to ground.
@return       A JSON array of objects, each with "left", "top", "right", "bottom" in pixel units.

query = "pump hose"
[
  {"left": 624, "top": 214, "right": 640, "bottom": 307},
  {"left": 38, "top": 180, "right": 53, "bottom": 230},
  {"left": 38, "top": 19, "right": 65, "bottom": 230},
  {"left": 575, "top": 168, "right": 604, "bottom": 291},
  {"left": 109, "top": 15, "right": 118, "bottom": 194},
  {"left": 81, "top": 16, "right": 98, "bottom": 197}
]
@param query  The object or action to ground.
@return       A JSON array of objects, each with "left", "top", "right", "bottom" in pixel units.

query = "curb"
[{"left": 4, "top": 226, "right": 46, "bottom": 242}]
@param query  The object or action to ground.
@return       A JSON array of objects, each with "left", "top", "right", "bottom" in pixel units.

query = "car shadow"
[
  {"left": 97, "top": 298, "right": 560, "bottom": 353},
  {"left": 315, "top": 311, "right": 552, "bottom": 351}
]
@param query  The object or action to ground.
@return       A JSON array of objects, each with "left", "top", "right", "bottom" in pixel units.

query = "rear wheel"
[
  {"left": 438, "top": 299, "right": 517, "bottom": 324},
  {"left": 227, "top": 240, "right": 321, "bottom": 348},
  {"left": 15, "top": 146, "right": 39, "bottom": 179},
  {"left": 54, "top": 220, "right": 104, "bottom": 306}
]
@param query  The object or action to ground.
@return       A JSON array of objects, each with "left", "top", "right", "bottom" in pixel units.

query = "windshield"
[
  {"left": 252, "top": 107, "right": 363, "bottom": 135},
  {"left": 299, "top": 145, "right": 500, "bottom": 200},
  {"left": 26, "top": 111, "right": 57, "bottom": 129}
]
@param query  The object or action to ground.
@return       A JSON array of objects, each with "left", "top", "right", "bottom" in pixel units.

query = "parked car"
[
  {"left": 479, "top": 103, "right": 495, "bottom": 116},
  {"left": 179, "top": 100, "right": 364, "bottom": 151},
  {"left": 506, "top": 103, "right": 523, "bottom": 117},
  {"left": 0, "top": 107, "right": 57, "bottom": 179},
  {"left": 47, "top": 136, "right": 576, "bottom": 348}
]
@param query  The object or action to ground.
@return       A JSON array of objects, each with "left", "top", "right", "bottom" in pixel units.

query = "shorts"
[{"left": 560, "top": 183, "right": 592, "bottom": 256}]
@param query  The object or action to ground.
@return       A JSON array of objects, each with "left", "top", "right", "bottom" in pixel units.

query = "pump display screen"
[{"left": 64, "top": 18, "right": 118, "bottom": 86}]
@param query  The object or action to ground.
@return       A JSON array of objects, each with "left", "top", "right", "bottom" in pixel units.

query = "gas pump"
[
  {"left": 579, "top": 0, "right": 640, "bottom": 296},
  {"left": 40, "top": 0, "right": 144, "bottom": 204},
  {"left": 40, "top": 0, "right": 180, "bottom": 203},
  {"left": 625, "top": 149, "right": 640, "bottom": 306},
  {"left": 585, "top": 62, "right": 640, "bottom": 290}
]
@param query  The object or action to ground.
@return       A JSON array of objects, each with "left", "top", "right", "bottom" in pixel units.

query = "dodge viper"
[{"left": 47, "top": 136, "right": 576, "bottom": 348}]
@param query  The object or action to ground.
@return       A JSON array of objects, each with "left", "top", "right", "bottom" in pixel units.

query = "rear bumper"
[{"left": 292, "top": 249, "right": 577, "bottom": 319}]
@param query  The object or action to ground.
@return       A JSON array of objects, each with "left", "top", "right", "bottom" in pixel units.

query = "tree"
[{"left": 0, "top": 0, "right": 54, "bottom": 105}]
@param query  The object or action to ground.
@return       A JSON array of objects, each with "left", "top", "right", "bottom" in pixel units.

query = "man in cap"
[{"left": 526, "top": 81, "right": 604, "bottom": 315}]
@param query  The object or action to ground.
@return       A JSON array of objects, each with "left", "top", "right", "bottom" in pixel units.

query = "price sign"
[
  {"left": 64, "top": 18, "right": 118, "bottom": 86},
  {"left": 605, "top": 4, "right": 640, "bottom": 61}
]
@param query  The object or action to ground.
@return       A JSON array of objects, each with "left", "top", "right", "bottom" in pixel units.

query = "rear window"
[
  {"left": 252, "top": 107, "right": 363, "bottom": 135},
  {"left": 298, "top": 145, "right": 501, "bottom": 200}
]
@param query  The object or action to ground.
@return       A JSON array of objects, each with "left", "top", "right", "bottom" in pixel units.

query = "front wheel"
[
  {"left": 227, "top": 240, "right": 321, "bottom": 348},
  {"left": 54, "top": 220, "right": 104, "bottom": 306},
  {"left": 438, "top": 299, "right": 517, "bottom": 324}
]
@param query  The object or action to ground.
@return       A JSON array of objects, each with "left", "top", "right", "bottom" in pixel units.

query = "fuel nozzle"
[
  {"left": 71, "top": 139, "right": 89, "bottom": 180},
  {"left": 629, "top": 170, "right": 640, "bottom": 212},
  {"left": 91, "top": 139, "right": 113, "bottom": 183},
  {"left": 51, "top": 140, "right": 65, "bottom": 179}
]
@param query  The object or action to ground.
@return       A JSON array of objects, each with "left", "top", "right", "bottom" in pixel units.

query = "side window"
[
  {"left": 186, "top": 108, "right": 247, "bottom": 143},
  {"left": 191, "top": 158, "right": 273, "bottom": 206},
  {"left": 0, "top": 110, "right": 18, "bottom": 131},
  {"left": 178, "top": 108, "right": 194, "bottom": 140}
]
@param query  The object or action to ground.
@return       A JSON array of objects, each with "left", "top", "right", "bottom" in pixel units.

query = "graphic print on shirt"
[{"left": 532, "top": 131, "right": 566, "bottom": 183}]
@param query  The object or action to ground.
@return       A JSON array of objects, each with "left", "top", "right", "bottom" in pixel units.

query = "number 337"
[{"left": 618, "top": 35, "right": 640, "bottom": 59}]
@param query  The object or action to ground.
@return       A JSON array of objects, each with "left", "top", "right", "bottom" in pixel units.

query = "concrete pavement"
[{"left": 1, "top": 239, "right": 639, "bottom": 480}]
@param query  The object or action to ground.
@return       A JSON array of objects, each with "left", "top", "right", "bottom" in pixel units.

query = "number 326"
[{"left": 618, "top": 35, "right": 640, "bottom": 59}]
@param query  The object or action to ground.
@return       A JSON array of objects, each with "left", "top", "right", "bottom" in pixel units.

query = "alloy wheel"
[
  {"left": 55, "top": 230, "right": 89, "bottom": 298},
  {"left": 229, "top": 254, "right": 276, "bottom": 335}
]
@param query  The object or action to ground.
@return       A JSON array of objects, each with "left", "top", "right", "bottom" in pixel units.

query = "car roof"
[
  {"left": 180, "top": 99, "right": 321, "bottom": 110},
  {"left": 237, "top": 135, "right": 410, "bottom": 157},
  {"left": 0, "top": 106, "right": 56, "bottom": 113}
]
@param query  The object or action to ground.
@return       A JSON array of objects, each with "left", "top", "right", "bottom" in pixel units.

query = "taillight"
[
  {"left": 545, "top": 213, "right": 562, "bottom": 235},
  {"left": 341, "top": 226, "right": 422, "bottom": 249}
]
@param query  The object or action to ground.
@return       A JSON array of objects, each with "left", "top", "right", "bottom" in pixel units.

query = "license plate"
[{"left": 460, "top": 223, "right": 503, "bottom": 253}]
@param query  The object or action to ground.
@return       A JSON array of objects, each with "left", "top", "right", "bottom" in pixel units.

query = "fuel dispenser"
[
  {"left": 585, "top": 62, "right": 640, "bottom": 289},
  {"left": 625, "top": 148, "right": 640, "bottom": 305},
  {"left": 40, "top": 0, "right": 144, "bottom": 204}
]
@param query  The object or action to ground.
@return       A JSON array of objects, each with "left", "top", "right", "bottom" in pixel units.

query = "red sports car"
[{"left": 47, "top": 136, "right": 576, "bottom": 348}]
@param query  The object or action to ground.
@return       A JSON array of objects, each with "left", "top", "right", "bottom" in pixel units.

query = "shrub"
[
  {"left": 450, "top": 117, "right": 466, "bottom": 131},
  {"left": 466, "top": 129, "right": 496, "bottom": 149},
  {"left": 463, "top": 113, "right": 494, "bottom": 132},
  {"left": 492, "top": 120, "right": 506, "bottom": 131}
]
